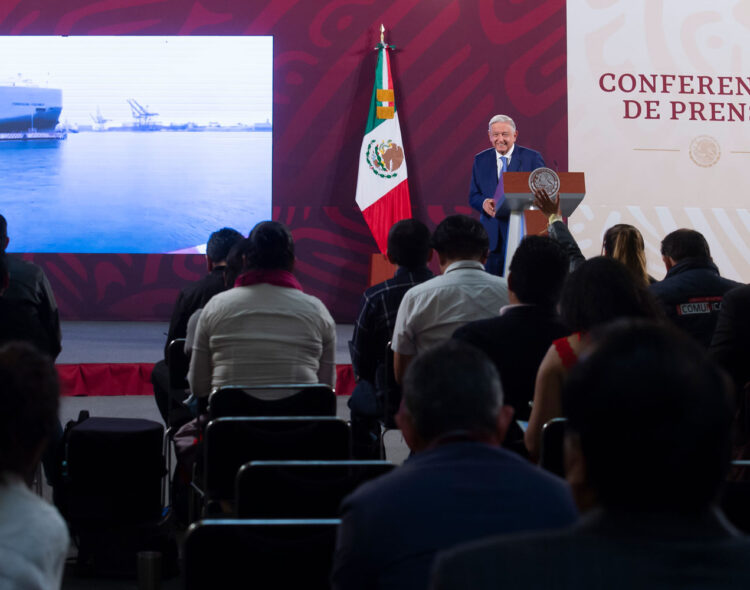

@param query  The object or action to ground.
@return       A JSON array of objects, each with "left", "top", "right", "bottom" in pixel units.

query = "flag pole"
[
  {"left": 375, "top": 24, "right": 394, "bottom": 51},
  {"left": 356, "top": 23, "right": 411, "bottom": 254}
]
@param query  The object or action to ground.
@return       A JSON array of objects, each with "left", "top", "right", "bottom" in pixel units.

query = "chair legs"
[{"left": 350, "top": 415, "right": 382, "bottom": 460}]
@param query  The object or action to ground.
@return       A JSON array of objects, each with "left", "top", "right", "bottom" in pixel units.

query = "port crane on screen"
[{"left": 126, "top": 99, "right": 158, "bottom": 128}]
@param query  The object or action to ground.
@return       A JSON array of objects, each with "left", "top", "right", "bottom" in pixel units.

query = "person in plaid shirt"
[{"left": 349, "top": 219, "right": 433, "bottom": 458}]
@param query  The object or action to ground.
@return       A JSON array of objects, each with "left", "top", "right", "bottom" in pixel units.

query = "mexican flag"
[{"left": 355, "top": 43, "right": 412, "bottom": 254}]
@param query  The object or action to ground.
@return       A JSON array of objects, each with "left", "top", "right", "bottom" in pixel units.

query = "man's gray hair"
[
  {"left": 403, "top": 340, "right": 503, "bottom": 442},
  {"left": 488, "top": 114, "right": 516, "bottom": 131}
]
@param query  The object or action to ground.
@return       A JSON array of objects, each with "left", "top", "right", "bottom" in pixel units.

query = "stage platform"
[{"left": 56, "top": 321, "right": 356, "bottom": 397}]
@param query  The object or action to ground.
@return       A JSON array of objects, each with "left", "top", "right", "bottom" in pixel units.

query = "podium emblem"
[{"left": 528, "top": 167, "right": 560, "bottom": 198}]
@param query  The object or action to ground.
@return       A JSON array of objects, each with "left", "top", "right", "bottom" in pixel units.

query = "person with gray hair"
[
  {"left": 331, "top": 340, "right": 577, "bottom": 590},
  {"left": 468, "top": 114, "right": 545, "bottom": 275}
]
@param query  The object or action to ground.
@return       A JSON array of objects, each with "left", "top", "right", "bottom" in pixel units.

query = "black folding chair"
[
  {"left": 235, "top": 460, "right": 394, "bottom": 518},
  {"left": 183, "top": 519, "right": 340, "bottom": 590},
  {"left": 198, "top": 417, "right": 351, "bottom": 513},
  {"left": 165, "top": 338, "right": 194, "bottom": 428},
  {"left": 539, "top": 417, "right": 567, "bottom": 477},
  {"left": 208, "top": 383, "right": 336, "bottom": 420},
  {"left": 167, "top": 338, "right": 190, "bottom": 391}
]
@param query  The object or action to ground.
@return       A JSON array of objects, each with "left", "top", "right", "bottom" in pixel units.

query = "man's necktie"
[{"left": 501, "top": 156, "right": 508, "bottom": 173}]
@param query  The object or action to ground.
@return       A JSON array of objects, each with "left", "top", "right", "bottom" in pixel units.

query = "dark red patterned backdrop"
[{"left": 3, "top": 0, "right": 567, "bottom": 321}]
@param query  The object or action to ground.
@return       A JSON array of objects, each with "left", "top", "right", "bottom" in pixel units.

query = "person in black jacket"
[
  {"left": 453, "top": 235, "right": 569, "bottom": 453},
  {"left": 649, "top": 229, "right": 739, "bottom": 347},
  {"left": 0, "top": 253, "right": 59, "bottom": 357},
  {"left": 151, "top": 227, "right": 244, "bottom": 425},
  {"left": 0, "top": 214, "right": 61, "bottom": 358},
  {"left": 710, "top": 284, "right": 750, "bottom": 394}
]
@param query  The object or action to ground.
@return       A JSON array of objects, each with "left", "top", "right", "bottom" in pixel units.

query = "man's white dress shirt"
[{"left": 391, "top": 260, "right": 509, "bottom": 356}]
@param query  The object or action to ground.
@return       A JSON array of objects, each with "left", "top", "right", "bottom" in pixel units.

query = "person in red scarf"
[{"left": 187, "top": 221, "right": 336, "bottom": 400}]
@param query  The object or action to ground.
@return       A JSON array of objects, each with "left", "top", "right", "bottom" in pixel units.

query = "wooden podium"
[
  {"left": 368, "top": 171, "right": 585, "bottom": 285},
  {"left": 501, "top": 171, "right": 586, "bottom": 276}
]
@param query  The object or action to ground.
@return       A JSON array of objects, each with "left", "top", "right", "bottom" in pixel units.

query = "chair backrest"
[
  {"left": 208, "top": 384, "right": 336, "bottom": 419},
  {"left": 183, "top": 519, "right": 340, "bottom": 590},
  {"left": 539, "top": 417, "right": 567, "bottom": 477},
  {"left": 235, "top": 460, "right": 395, "bottom": 518},
  {"left": 167, "top": 338, "right": 190, "bottom": 390},
  {"left": 204, "top": 417, "right": 351, "bottom": 504}
]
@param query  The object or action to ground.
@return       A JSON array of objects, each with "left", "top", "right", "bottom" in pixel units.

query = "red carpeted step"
[{"left": 56, "top": 364, "right": 355, "bottom": 397}]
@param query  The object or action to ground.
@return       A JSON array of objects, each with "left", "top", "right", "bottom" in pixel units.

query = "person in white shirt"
[
  {"left": 391, "top": 215, "right": 508, "bottom": 383},
  {"left": 0, "top": 343, "right": 69, "bottom": 590},
  {"left": 188, "top": 221, "right": 336, "bottom": 399}
]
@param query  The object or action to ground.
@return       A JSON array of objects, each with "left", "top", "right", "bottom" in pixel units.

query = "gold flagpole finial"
[{"left": 380, "top": 24, "right": 385, "bottom": 45}]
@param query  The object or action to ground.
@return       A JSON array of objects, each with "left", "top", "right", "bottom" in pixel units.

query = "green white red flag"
[{"left": 355, "top": 42, "right": 412, "bottom": 254}]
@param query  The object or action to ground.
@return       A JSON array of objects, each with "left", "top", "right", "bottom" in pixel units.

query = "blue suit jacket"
[
  {"left": 468, "top": 145, "right": 545, "bottom": 251},
  {"left": 331, "top": 441, "right": 577, "bottom": 590}
]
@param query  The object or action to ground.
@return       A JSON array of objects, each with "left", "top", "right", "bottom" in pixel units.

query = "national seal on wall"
[{"left": 689, "top": 135, "right": 720, "bottom": 168}]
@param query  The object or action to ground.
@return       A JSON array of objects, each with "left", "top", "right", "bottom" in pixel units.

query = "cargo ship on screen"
[{"left": 0, "top": 85, "right": 66, "bottom": 140}]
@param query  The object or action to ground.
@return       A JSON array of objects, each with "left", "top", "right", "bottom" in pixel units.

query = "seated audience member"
[
  {"left": 710, "top": 284, "right": 750, "bottom": 393},
  {"left": 709, "top": 284, "right": 750, "bottom": 452},
  {"left": 183, "top": 237, "right": 252, "bottom": 355},
  {"left": 0, "top": 214, "right": 61, "bottom": 358},
  {"left": 534, "top": 190, "right": 653, "bottom": 284},
  {"left": 331, "top": 340, "right": 578, "bottom": 590},
  {"left": 650, "top": 228, "right": 740, "bottom": 347},
  {"left": 391, "top": 215, "right": 509, "bottom": 382},
  {"left": 348, "top": 219, "right": 433, "bottom": 457},
  {"left": 433, "top": 322, "right": 750, "bottom": 590},
  {"left": 0, "top": 253, "right": 65, "bottom": 490},
  {"left": 525, "top": 257, "right": 661, "bottom": 460},
  {"left": 0, "top": 253, "right": 57, "bottom": 356},
  {"left": 151, "top": 227, "right": 244, "bottom": 424},
  {"left": 188, "top": 221, "right": 336, "bottom": 399},
  {"left": 0, "top": 343, "right": 69, "bottom": 589},
  {"left": 453, "top": 235, "right": 570, "bottom": 423}
]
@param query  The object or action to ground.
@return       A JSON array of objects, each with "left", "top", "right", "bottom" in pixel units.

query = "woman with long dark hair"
[{"left": 524, "top": 256, "right": 662, "bottom": 460}]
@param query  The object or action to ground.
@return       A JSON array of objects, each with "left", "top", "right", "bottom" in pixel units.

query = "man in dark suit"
[
  {"left": 433, "top": 322, "right": 750, "bottom": 590},
  {"left": 468, "top": 115, "right": 545, "bottom": 275},
  {"left": 332, "top": 340, "right": 578, "bottom": 590},
  {"left": 453, "top": 235, "right": 570, "bottom": 450},
  {"left": 151, "top": 227, "right": 244, "bottom": 425}
]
